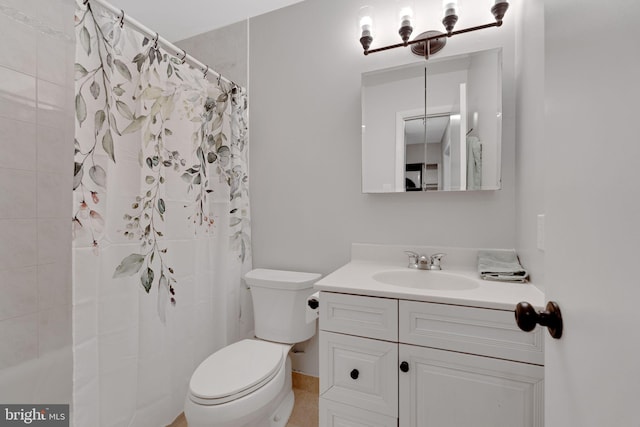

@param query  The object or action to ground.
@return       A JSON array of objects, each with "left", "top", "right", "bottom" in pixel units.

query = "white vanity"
[{"left": 314, "top": 244, "right": 545, "bottom": 427}]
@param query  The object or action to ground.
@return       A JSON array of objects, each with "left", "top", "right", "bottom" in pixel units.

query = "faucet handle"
[
  {"left": 404, "top": 251, "right": 419, "bottom": 268},
  {"left": 428, "top": 253, "right": 446, "bottom": 270}
]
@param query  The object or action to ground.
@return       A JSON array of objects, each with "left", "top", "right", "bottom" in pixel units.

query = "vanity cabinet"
[{"left": 319, "top": 292, "right": 544, "bottom": 427}]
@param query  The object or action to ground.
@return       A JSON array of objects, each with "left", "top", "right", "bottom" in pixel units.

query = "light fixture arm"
[
  {"left": 361, "top": 1, "right": 509, "bottom": 58},
  {"left": 364, "top": 20, "right": 502, "bottom": 56}
]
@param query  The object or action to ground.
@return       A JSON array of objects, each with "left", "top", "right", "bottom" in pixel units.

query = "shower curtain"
[{"left": 72, "top": 2, "right": 252, "bottom": 426}]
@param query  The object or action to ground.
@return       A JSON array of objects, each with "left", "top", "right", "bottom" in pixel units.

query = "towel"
[
  {"left": 466, "top": 136, "right": 482, "bottom": 190},
  {"left": 477, "top": 249, "right": 528, "bottom": 283}
]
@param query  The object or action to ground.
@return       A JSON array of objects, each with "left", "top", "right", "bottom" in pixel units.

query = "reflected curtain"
[{"left": 72, "top": 2, "right": 251, "bottom": 425}]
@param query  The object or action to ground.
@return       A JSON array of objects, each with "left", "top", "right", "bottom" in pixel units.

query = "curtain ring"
[
  {"left": 178, "top": 49, "right": 187, "bottom": 64},
  {"left": 118, "top": 9, "right": 125, "bottom": 28},
  {"left": 203, "top": 66, "right": 209, "bottom": 79},
  {"left": 217, "top": 74, "right": 222, "bottom": 86},
  {"left": 152, "top": 32, "right": 159, "bottom": 49}
]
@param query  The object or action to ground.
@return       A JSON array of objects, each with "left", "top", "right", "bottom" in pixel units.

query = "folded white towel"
[{"left": 477, "top": 249, "right": 528, "bottom": 283}]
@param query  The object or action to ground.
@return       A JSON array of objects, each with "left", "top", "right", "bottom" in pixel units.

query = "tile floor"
[
  {"left": 167, "top": 372, "right": 319, "bottom": 427},
  {"left": 287, "top": 372, "right": 319, "bottom": 427}
]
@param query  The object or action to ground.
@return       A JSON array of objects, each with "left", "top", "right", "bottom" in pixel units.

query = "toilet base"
[{"left": 252, "top": 389, "right": 294, "bottom": 427}]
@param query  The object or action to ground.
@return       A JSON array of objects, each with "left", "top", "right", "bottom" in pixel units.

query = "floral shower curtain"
[{"left": 72, "top": 2, "right": 252, "bottom": 426}]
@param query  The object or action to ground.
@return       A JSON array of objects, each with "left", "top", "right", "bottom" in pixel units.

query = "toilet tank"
[{"left": 244, "top": 268, "right": 321, "bottom": 344}]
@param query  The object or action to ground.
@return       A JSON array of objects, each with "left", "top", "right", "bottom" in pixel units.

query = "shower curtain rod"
[{"left": 84, "top": 0, "right": 237, "bottom": 88}]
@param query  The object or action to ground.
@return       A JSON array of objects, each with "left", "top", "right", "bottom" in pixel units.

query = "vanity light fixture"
[{"left": 359, "top": 0, "right": 509, "bottom": 59}]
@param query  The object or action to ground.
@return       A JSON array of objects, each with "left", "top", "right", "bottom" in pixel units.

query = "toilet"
[{"left": 184, "top": 268, "right": 321, "bottom": 427}]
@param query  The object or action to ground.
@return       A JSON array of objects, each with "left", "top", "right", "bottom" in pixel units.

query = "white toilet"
[{"left": 184, "top": 268, "right": 321, "bottom": 427}]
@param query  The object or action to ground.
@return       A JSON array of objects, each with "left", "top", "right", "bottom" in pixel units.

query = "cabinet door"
[
  {"left": 399, "top": 344, "right": 544, "bottom": 427},
  {"left": 320, "top": 331, "right": 398, "bottom": 417}
]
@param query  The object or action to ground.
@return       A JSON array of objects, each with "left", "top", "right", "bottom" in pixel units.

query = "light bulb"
[
  {"left": 358, "top": 6, "right": 373, "bottom": 37},
  {"left": 358, "top": 6, "right": 374, "bottom": 53},
  {"left": 397, "top": 2, "right": 414, "bottom": 44},
  {"left": 399, "top": 6, "right": 413, "bottom": 26},
  {"left": 443, "top": 0, "right": 458, "bottom": 16},
  {"left": 442, "top": 0, "right": 458, "bottom": 34},
  {"left": 360, "top": 16, "right": 372, "bottom": 34}
]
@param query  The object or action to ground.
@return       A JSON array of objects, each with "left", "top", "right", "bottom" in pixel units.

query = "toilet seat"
[{"left": 188, "top": 339, "right": 286, "bottom": 406}]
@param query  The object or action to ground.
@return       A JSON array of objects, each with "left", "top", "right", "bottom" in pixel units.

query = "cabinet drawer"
[
  {"left": 320, "top": 292, "right": 398, "bottom": 341},
  {"left": 320, "top": 398, "right": 397, "bottom": 427},
  {"left": 399, "top": 300, "right": 544, "bottom": 365},
  {"left": 319, "top": 331, "right": 398, "bottom": 417}
]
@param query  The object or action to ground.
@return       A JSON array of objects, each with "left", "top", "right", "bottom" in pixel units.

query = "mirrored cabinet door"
[{"left": 361, "top": 48, "right": 502, "bottom": 193}]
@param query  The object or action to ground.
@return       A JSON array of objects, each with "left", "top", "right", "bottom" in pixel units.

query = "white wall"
[
  {"left": 249, "top": 0, "right": 519, "bottom": 375},
  {"left": 515, "top": 0, "right": 545, "bottom": 287},
  {"left": 175, "top": 20, "right": 248, "bottom": 88},
  {"left": 0, "top": 0, "right": 74, "bottom": 405},
  {"left": 250, "top": 0, "right": 518, "bottom": 272}
]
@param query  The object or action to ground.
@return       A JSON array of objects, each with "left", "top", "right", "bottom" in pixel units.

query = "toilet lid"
[{"left": 189, "top": 339, "right": 284, "bottom": 401}]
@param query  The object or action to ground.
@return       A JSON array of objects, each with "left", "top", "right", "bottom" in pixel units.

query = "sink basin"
[{"left": 372, "top": 270, "right": 479, "bottom": 290}]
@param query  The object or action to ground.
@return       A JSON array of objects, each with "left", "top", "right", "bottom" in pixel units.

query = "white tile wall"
[
  {"left": 0, "top": 314, "right": 38, "bottom": 368},
  {"left": 37, "top": 80, "right": 69, "bottom": 129},
  {"left": 37, "top": 219, "right": 72, "bottom": 264},
  {"left": 0, "top": 116, "right": 37, "bottom": 169},
  {"left": 37, "top": 261, "right": 72, "bottom": 309},
  {"left": 0, "top": 219, "right": 38, "bottom": 270},
  {"left": 0, "top": 0, "right": 74, "bottom": 410},
  {"left": 37, "top": 125, "right": 68, "bottom": 172},
  {"left": 37, "top": 33, "right": 70, "bottom": 86},
  {"left": 0, "top": 66, "right": 37, "bottom": 122},
  {"left": 35, "top": 0, "right": 76, "bottom": 38},
  {"left": 38, "top": 304, "right": 72, "bottom": 355},
  {"left": 37, "top": 171, "right": 72, "bottom": 218},
  {"left": 0, "top": 168, "right": 37, "bottom": 218},
  {"left": 0, "top": 13, "right": 37, "bottom": 75},
  {"left": 0, "top": 267, "right": 38, "bottom": 321}
]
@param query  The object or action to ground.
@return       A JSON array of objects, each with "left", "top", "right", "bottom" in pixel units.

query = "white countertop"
[{"left": 314, "top": 260, "right": 545, "bottom": 311}]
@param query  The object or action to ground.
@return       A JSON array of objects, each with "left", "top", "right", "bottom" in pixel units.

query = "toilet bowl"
[
  {"left": 184, "top": 340, "right": 294, "bottom": 427},
  {"left": 184, "top": 269, "right": 321, "bottom": 427}
]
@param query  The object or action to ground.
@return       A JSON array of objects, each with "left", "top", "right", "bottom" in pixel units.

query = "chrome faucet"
[
  {"left": 405, "top": 251, "right": 447, "bottom": 270},
  {"left": 417, "top": 254, "right": 430, "bottom": 270}
]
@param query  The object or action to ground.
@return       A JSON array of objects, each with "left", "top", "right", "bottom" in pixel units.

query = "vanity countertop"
[{"left": 314, "top": 260, "right": 545, "bottom": 311}]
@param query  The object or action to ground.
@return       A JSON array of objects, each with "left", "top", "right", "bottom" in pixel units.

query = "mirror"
[{"left": 361, "top": 48, "right": 502, "bottom": 193}]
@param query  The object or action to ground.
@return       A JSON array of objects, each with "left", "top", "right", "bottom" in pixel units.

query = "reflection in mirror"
[
  {"left": 403, "top": 115, "right": 450, "bottom": 191},
  {"left": 361, "top": 48, "right": 502, "bottom": 193}
]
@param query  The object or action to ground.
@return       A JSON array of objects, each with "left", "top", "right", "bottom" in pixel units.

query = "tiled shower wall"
[{"left": 0, "top": 0, "right": 74, "bottom": 405}]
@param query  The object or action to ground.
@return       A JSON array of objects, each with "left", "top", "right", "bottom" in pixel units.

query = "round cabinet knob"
[
  {"left": 400, "top": 361, "right": 409, "bottom": 372},
  {"left": 515, "top": 301, "right": 563, "bottom": 339},
  {"left": 350, "top": 369, "right": 359, "bottom": 380}
]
